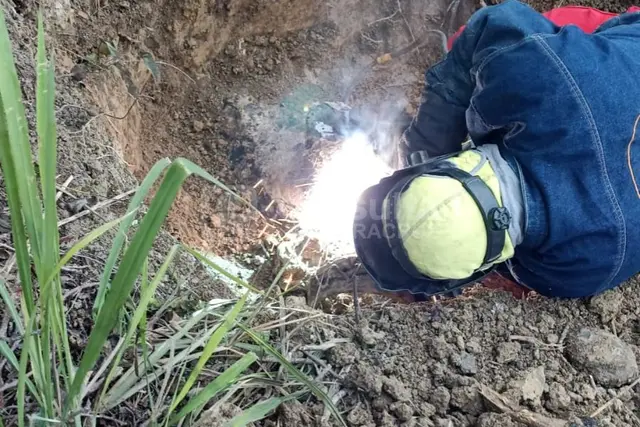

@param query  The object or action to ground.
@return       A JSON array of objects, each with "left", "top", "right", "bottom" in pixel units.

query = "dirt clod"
[
  {"left": 431, "top": 386, "right": 452, "bottom": 415},
  {"left": 70, "top": 63, "right": 88, "bottom": 81},
  {"left": 450, "top": 385, "right": 484, "bottom": 416},
  {"left": 496, "top": 341, "right": 522, "bottom": 364},
  {"left": 566, "top": 327, "right": 638, "bottom": 387},
  {"left": 383, "top": 376, "right": 412, "bottom": 402},
  {"left": 194, "top": 403, "right": 243, "bottom": 427},
  {"left": 577, "top": 383, "right": 597, "bottom": 401},
  {"left": 547, "top": 333, "right": 560, "bottom": 344},
  {"left": 284, "top": 295, "right": 307, "bottom": 310},
  {"left": 390, "top": 401, "right": 415, "bottom": 421},
  {"left": 476, "top": 412, "right": 520, "bottom": 427},
  {"left": 466, "top": 337, "right": 483, "bottom": 354},
  {"left": 545, "top": 382, "right": 572, "bottom": 413},
  {"left": 428, "top": 336, "right": 453, "bottom": 360},
  {"left": 408, "top": 417, "right": 434, "bottom": 427},
  {"left": 349, "top": 364, "right": 383, "bottom": 395},
  {"left": 209, "top": 214, "right": 222, "bottom": 228},
  {"left": 347, "top": 403, "right": 374, "bottom": 426},
  {"left": 420, "top": 402, "right": 437, "bottom": 418},
  {"left": 358, "top": 321, "right": 386, "bottom": 347},
  {"left": 451, "top": 351, "right": 478, "bottom": 375},
  {"left": 434, "top": 417, "right": 454, "bottom": 427},
  {"left": 376, "top": 410, "right": 397, "bottom": 426},
  {"left": 589, "top": 290, "right": 623, "bottom": 323},
  {"left": 521, "top": 366, "right": 546, "bottom": 405},
  {"left": 193, "top": 120, "right": 205, "bottom": 132},
  {"left": 278, "top": 401, "right": 314, "bottom": 425},
  {"left": 329, "top": 341, "right": 359, "bottom": 366}
]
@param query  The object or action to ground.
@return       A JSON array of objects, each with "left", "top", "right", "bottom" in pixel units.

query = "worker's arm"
[{"left": 401, "top": 0, "right": 559, "bottom": 159}]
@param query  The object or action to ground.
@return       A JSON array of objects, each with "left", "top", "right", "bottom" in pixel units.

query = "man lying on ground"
[{"left": 352, "top": 0, "right": 640, "bottom": 301}]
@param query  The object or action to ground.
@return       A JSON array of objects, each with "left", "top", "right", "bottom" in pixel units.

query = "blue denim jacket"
[{"left": 403, "top": 0, "right": 640, "bottom": 298}]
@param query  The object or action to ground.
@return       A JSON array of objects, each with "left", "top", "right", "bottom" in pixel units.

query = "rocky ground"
[
  {"left": 1, "top": 0, "right": 640, "bottom": 425},
  {"left": 315, "top": 287, "right": 640, "bottom": 427}
]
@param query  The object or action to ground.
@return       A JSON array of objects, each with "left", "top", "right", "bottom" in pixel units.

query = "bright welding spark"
[{"left": 296, "top": 131, "right": 392, "bottom": 256}]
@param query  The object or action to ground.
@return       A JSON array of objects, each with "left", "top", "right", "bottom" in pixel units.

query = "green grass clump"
[{"left": 0, "top": 8, "right": 346, "bottom": 427}]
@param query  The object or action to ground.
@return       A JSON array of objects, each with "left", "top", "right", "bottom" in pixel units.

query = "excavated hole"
[{"left": 82, "top": 0, "right": 475, "bottom": 297}]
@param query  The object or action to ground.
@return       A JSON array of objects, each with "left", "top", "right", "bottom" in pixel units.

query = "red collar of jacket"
[{"left": 447, "top": 5, "right": 640, "bottom": 50}]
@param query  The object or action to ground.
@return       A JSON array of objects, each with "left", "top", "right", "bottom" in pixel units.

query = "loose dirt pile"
[
  {"left": 2, "top": 0, "right": 640, "bottom": 425},
  {"left": 315, "top": 287, "right": 640, "bottom": 427}
]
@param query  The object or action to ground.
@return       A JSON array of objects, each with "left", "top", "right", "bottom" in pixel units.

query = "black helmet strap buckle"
[{"left": 408, "top": 150, "right": 430, "bottom": 166}]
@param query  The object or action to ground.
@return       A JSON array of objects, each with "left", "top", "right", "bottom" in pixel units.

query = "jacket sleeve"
[{"left": 401, "top": 0, "right": 558, "bottom": 159}]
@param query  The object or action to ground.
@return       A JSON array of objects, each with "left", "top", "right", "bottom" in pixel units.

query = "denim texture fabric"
[{"left": 403, "top": 0, "right": 640, "bottom": 297}]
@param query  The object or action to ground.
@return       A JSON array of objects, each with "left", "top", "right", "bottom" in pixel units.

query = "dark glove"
[{"left": 402, "top": 86, "right": 470, "bottom": 159}]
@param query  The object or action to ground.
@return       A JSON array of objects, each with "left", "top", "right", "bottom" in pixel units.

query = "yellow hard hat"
[
  {"left": 393, "top": 150, "right": 515, "bottom": 280},
  {"left": 353, "top": 149, "right": 514, "bottom": 297}
]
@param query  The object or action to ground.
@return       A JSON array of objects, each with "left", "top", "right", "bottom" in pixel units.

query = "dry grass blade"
[
  {"left": 167, "top": 292, "right": 251, "bottom": 418},
  {"left": 0, "top": 341, "right": 42, "bottom": 406},
  {"left": 94, "top": 245, "right": 180, "bottom": 406},
  {"left": 238, "top": 324, "right": 347, "bottom": 427},
  {"left": 224, "top": 391, "right": 305, "bottom": 427},
  {"left": 591, "top": 376, "right": 640, "bottom": 418},
  {"left": 101, "top": 300, "right": 235, "bottom": 409},
  {"left": 170, "top": 352, "right": 259, "bottom": 424},
  {"left": 0, "top": 278, "right": 22, "bottom": 334}
]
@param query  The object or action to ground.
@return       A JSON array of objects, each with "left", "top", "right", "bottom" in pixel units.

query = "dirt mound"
[{"left": 285, "top": 285, "right": 640, "bottom": 426}]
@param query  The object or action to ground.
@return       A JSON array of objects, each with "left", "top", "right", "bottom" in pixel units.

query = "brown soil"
[
  {"left": 51, "top": 0, "right": 464, "bottom": 255},
  {"left": 2, "top": 0, "right": 640, "bottom": 425}
]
